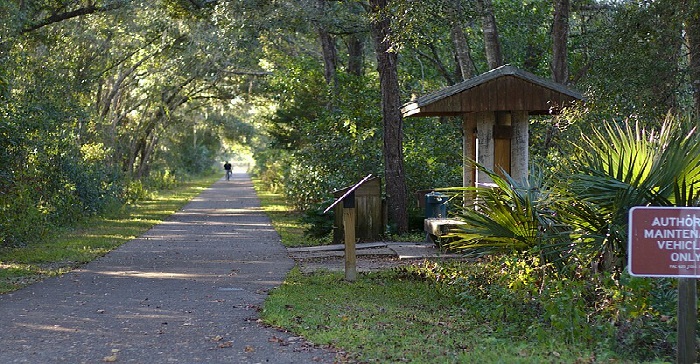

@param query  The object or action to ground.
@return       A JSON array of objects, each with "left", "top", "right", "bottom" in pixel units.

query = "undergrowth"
[
  {"left": 396, "top": 254, "right": 680, "bottom": 362},
  {"left": 253, "top": 176, "right": 688, "bottom": 363}
]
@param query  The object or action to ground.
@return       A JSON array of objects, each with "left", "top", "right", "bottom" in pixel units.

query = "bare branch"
[
  {"left": 22, "top": 2, "right": 124, "bottom": 33},
  {"left": 220, "top": 70, "right": 272, "bottom": 76}
]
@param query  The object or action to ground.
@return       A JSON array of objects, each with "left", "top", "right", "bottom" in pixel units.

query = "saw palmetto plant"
[
  {"left": 444, "top": 115, "right": 699, "bottom": 273},
  {"left": 442, "top": 165, "right": 572, "bottom": 270},
  {"left": 558, "top": 115, "right": 699, "bottom": 271}
]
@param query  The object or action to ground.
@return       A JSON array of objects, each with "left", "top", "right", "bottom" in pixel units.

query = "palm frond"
[
  {"left": 443, "top": 163, "right": 572, "bottom": 269},
  {"left": 559, "top": 115, "right": 699, "bottom": 271}
]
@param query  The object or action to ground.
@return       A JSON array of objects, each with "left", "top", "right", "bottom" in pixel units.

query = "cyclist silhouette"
[{"left": 223, "top": 161, "right": 232, "bottom": 180}]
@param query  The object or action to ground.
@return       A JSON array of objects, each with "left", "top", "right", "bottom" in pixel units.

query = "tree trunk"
[
  {"left": 650, "top": 2, "right": 683, "bottom": 114},
  {"left": 685, "top": 0, "right": 700, "bottom": 118},
  {"left": 137, "top": 133, "right": 158, "bottom": 179},
  {"left": 347, "top": 34, "right": 364, "bottom": 77},
  {"left": 317, "top": 0, "right": 338, "bottom": 87},
  {"left": 369, "top": 0, "right": 409, "bottom": 234},
  {"left": 477, "top": 0, "right": 504, "bottom": 69},
  {"left": 449, "top": 0, "right": 475, "bottom": 81},
  {"left": 346, "top": 1, "right": 365, "bottom": 77},
  {"left": 552, "top": 0, "right": 570, "bottom": 84},
  {"left": 318, "top": 29, "right": 337, "bottom": 86},
  {"left": 451, "top": 22, "right": 475, "bottom": 81}
]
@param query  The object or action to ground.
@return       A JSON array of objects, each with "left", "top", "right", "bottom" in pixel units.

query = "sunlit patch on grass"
[
  {"left": 252, "top": 178, "right": 321, "bottom": 248},
  {"left": 0, "top": 261, "right": 79, "bottom": 293},
  {"left": 0, "top": 263, "right": 36, "bottom": 275}
]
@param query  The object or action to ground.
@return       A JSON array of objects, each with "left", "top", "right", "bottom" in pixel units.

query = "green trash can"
[{"left": 425, "top": 192, "right": 448, "bottom": 219}]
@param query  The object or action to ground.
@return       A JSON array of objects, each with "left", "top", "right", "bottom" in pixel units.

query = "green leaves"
[
  {"left": 444, "top": 115, "right": 699, "bottom": 274},
  {"left": 443, "top": 164, "right": 571, "bottom": 270},
  {"left": 559, "top": 116, "right": 700, "bottom": 269}
]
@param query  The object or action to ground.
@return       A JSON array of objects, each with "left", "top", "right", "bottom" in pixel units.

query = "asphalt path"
[{"left": 0, "top": 173, "right": 340, "bottom": 363}]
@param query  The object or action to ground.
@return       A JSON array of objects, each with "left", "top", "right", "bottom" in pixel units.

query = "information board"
[{"left": 628, "top": 206, "right": 700, "bottom": 278}]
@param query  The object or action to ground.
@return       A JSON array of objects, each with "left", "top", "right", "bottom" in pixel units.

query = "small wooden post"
[
  {"left": 677, "top": 278, "right": 697, "bottom": 364},
  {"left": 343, "top": 192, "right": 357, "bottom": 282},
  {"left": 323, "top": 174, "right": 372, "bottom": 282}
]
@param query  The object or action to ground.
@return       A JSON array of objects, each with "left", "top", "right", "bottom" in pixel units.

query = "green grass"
[
  {"left": 252, "top": 178, "right": 327, "bottom": 247},
  {"left": 262, "top": 268, "right": 616, "bottom": 363},
  {"left": 252, "top": 178, "right": 649, "bottom": 363},
  {"left": 252, "top": 178, "right": 426, "bottom": 247},
  {"left": 0, "top": 173, "right": 220, "bottom": 293}
]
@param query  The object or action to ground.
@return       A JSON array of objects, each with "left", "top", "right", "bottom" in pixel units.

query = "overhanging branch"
[
  {"left": 22, "top": 2, "right": 124, "bottom": 33},
  {"left": 221, "top": 70, "right": 272, "bottom": 76}
]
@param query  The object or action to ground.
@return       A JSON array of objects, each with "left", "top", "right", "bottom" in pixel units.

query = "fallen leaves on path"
[
  {"left": 210, "top": 335, "right": 233, "bottom": 349},
  {"left": 103, "top": 349, "right": 120, "bottom": 362}
]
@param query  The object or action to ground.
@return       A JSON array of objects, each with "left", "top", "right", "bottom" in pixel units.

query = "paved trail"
[{"left": 0, "top": 173, "right": 340, "bottom": 363}]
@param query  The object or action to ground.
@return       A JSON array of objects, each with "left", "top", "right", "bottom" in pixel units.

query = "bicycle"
[{"left": 225, "top": 169, "right": 232, "bottom": 180}]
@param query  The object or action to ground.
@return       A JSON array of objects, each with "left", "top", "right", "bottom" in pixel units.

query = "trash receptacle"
[{"left": 425, "top": 192, "right": 448, "bottom": 219}]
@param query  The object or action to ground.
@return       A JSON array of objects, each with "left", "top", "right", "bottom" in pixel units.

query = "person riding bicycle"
[{"left": 223, "top": 161, "right": 232, "bottom": 180}]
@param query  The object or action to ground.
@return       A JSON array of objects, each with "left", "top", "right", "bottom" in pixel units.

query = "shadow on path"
[{"left": 0, "top": 173, "right": 341, "bottom": 363}]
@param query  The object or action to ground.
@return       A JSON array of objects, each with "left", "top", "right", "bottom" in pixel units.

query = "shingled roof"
[{"left": 401, "top": 65, "right": 584, "bottom": 117}]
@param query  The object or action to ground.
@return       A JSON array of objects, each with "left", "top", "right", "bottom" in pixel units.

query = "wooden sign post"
[
  {"left": 324, "top": 174, "right": 373, "bottom": 282},
  {"left": 629, "top": 206, "right": 700, "bottom": 364},
  {"left": 678, "top": 278, "right": 697, "bottom": 364},
  {"left": 343, "top": 192, "right": 357, "bottom": 282}
]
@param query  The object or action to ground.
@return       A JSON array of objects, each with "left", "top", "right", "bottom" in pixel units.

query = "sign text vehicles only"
[{"left": 628, "top": 206, "right": 700, "bottom": 278}]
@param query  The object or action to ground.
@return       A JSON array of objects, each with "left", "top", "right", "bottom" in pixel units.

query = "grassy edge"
[
  {"left": 0, "top": 173, "right": 221, "bottom": 294},
  {"left": 251, "top": 178, "right": 637, "bottom": 363},
  {"left": 251, "top": 177, "right": 317, "bottom": 247}
]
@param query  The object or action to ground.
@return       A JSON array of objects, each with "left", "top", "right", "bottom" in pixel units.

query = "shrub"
[
  {"left": 0, "top": 185, "right": 49, "bottom": 247},
  {"left": 300, "top": 199, "right": 335, "bottom": 239},
  {"left": 145, "top": 170, "right": 179, "bottom": 191},
  {"left": 557, "top": 115, "right": 700, "bottom": 271},
  {"left": 399, "top": 256, "right": 679, "bottom": 362},
  {"left": 123, "top": 179, "right": 150, "bottom": 204}
]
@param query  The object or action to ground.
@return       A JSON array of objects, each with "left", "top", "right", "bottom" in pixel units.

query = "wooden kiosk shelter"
[{"left": 401, "top": 65, "right": 584, "bottom": 189}]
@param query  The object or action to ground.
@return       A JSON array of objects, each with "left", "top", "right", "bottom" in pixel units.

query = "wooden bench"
[{"left": 424, "top": 218, "right": 466, "bottom": 246}]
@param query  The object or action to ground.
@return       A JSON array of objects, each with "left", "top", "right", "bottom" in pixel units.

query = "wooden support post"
[
  {"left": 476, "top": 111, "right": 496, "bottom": 186},
  {"left": 462, "top": 114, "right": 477, "bottom": 207},
  {"left": 677, "top": 278, "right": 697, "bottom": 364},
  {"left": 510, "top": 111, "right": 529, "bottom": 183},
  {"left": 343, "top": 192, "right": 357, "bottom": 282},
  {"left": 463, "top": 114, "right": 477, "bottom": 189}
]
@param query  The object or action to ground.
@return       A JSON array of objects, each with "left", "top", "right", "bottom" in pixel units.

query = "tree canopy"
[{"left": 2, "top": 0, "right": 699, "bottom": 245}]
